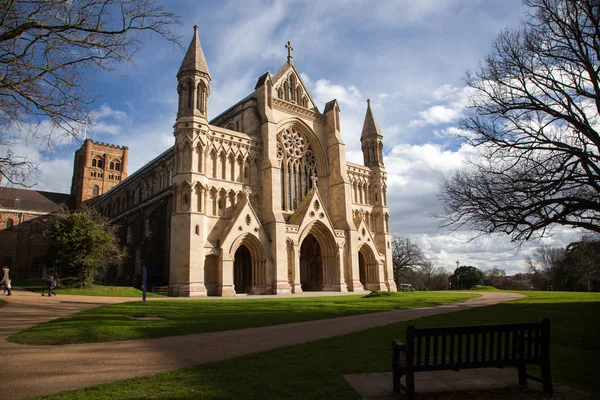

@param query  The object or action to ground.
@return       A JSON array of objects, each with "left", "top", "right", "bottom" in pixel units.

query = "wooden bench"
[
  {"left": 153, "top": 285, "right": 169, "bottom": 296},
  {"left": 392, "top": 319, "right": 552, "bottom": 399}
]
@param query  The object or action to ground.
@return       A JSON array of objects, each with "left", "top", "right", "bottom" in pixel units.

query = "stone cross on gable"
[
  {"left": 243, "top": 186, "right": 252, "bottom": 199},
  {"left": 285, "top": 41, "right": 294, "bottom": 63},
  {"left": 311, "top": 174, "right": 318, "bottom": 189}
]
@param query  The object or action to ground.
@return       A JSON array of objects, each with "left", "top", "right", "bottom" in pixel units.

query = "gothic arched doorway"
[
  {"left": 300, "top": 234, "right": 323, "bottom": 291},
  {"left": 358, "top": 244, "right": 379, "bottom": 290},
  {"left": 233, "top": 245, "right": 252, "bottom": 294},
  {"left": 359, "top": 251, "right": 367, "bottom": 287}
]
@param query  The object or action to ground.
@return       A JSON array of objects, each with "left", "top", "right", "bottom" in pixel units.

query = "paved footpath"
[{"left": 0, "top": 289, "right": 523, "bottom": 400}]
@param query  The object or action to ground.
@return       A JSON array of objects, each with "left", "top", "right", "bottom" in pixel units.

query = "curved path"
[{"left": 0, "top": 290, "right": 523, "bottom": 400}]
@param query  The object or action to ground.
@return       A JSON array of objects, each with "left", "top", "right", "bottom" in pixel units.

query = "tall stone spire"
[
  {"left": 178, "top": 25, "right": 210, "bottom": 78},
  {"left": 361, "top": 99, "right": 383, "bottom": 139},
  {"left": 360, "top": 99, "right": 384, "bottom": 167},
  {"left": 176, "top": 25, "right": 211, "bottom": 119}
]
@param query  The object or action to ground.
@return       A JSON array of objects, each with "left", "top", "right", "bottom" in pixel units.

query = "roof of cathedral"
[
  {"left": 0, "top": 187, "right": 74, "bottom": 212},
  {"left": 178, "top": 25, "right": 210, "bottom": 78},
  {"left": 361, "top": 99, "right": 383, "bottom": 139}
]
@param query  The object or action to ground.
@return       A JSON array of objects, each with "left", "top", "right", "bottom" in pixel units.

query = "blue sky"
[{"left": 10, "top": 0, "right": 581, "bottom": 274}]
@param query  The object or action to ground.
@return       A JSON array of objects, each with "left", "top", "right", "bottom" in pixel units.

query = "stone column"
[
  {"left": 218, "top": 257, "right": 236, "bottom": 296},
  {"left": 337, "top": 244, "right": 348, "bottom": 292},
  {"left": 292, "top": 243, "right": 302, "bottom": 293}
]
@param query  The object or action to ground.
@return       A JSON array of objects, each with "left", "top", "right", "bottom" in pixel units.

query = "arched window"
[
  {"left": 92, "top": 185, "right": 99, "bottom": 197},
  {"left": 92, "top": 157, "right": 103, "bottom": 169},
  {"left": 187, "top": 81, "right": 193, "bottom": 109},
  {"left": 110, "top": 161, "right": 115, "bottom": 170},
  {"left": 283, "top": 81, "right": 289, "bottom": 101},
  {"left": 277, "top": 87, "right": 283, "bottom": 99},
  {"left": 115, "top": 163, "right": 120, "bottom": 171},
  {"left": 277, "top": 127, "right": 317, "bottom": 212},
  {"left": 288, "top": 75, "right": 296, "bottom": 101},
  {"left": 6, "top": 219, "right": 14, "bottom": 229}
]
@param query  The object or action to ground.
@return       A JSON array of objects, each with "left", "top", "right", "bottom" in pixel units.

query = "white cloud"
[
  {"left": 409, "top": 85, "right": 473, "bottom": 127},
  {"left": 91, "top": 104, "right": 127, "bottom": 121}
]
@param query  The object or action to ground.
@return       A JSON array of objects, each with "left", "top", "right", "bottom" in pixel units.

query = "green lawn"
[
  {"left": 9, "top": 291, "right": 477, "bottom": 345},
  {"left": 470, "top": 285, "right": 502, "bottom": 291},
  {"left": 33, "top": 291, "right": 600, "bottom": 400},
  {"left": 12, "top": 279, "right": 163, "bottom": 298}
]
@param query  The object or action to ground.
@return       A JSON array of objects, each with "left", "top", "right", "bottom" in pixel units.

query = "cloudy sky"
[{"left": 7, "top": 0, "right": 581, "bottom": 274}]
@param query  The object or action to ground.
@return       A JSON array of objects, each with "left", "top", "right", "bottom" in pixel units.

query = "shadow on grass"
[
  {"left": 34, "top": 292, "right": 600, "bottom": 400},
  {"left": 10, "top": 292, "right": 477, "bottom": 345}
]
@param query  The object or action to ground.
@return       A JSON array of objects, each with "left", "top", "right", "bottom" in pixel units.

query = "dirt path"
[{"left": 0, "top": 290, "right": 523, "bottom": 400}]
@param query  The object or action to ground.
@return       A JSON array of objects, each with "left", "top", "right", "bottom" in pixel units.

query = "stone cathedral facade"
[{"left": 81, "top": 27, "right": 396, "bottom": 296}]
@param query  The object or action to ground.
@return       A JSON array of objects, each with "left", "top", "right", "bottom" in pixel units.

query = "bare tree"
[
  {"left": 483, "top": 267, "right": 506, "bottom": 288},
  {"left": 564, "top": 235, "right": 600, "bottom": 291},
  {"left": 525, "top": 245, "right": 566, "bottom": 289},
  {"left": 0, "top": 0, "right": 180, "bottom": 185},
  {"left": 391, "top": 237, "right": 425, "bottom": 285},
  {"left": 438, "top": 0, "right": 600, "bottom": 242},
  {"left": 413, "top": 261, "right": 450, "bottom": 290}
]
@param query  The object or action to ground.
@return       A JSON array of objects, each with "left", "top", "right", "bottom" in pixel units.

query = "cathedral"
[{"left": 2, "top": 27, "right": 396, "bottom": 296}]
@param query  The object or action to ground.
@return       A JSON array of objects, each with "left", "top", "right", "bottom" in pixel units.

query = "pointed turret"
[
  {"left": 177, "top": 25, "right": 211, "bottom": 119},
  {"left": 360, "top": 99, "right": 384, "bottom": 167},
  {"left": 178, "top": 25, "right": 210, "bottom": 78}
]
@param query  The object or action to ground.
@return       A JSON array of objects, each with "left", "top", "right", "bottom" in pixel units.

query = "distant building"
[
  {"left": 1, "top": 27, "right": 396, "bottom": 296},
  {"left": 0, "top": 188, "right": 74, "bottom": 278}
]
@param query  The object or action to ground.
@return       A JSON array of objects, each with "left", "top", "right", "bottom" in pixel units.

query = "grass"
[
  {"left": 470, "top": 285, "right": 502, "bottom": 291},
  {"left": 32, "top": 291, "right": 600, "bottom": 400},
  {"left": 8, "top": 291, "right": 477, "bottom": 345},
  {"left": 12, "top": 279, "right": 163, "bottom": 298}
]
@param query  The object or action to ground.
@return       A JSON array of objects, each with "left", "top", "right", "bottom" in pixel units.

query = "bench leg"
[
  {"left": 392, "top": 368, "right": 402, "bottom": 393},
  {"left": 392, "top": 347, "right": 400, "bottom": 392},
  {"left": 517, "top": 364, "right": 527, "bottom": 386},
  {"left": 541, "top": 360, "right": 553, "bottom": 395},
  {"left": 405, "top": 371, "right": 415, "bottom": 400}
]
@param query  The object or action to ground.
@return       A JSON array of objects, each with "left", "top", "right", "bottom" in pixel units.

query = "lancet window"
[{"left": 277, "top": 127, "right": 317, "bottom": 212}]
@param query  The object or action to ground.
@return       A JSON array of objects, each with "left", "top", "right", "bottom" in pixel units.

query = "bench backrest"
[{"left": 405, "top": 319, "right": 550, "bottom": 369}]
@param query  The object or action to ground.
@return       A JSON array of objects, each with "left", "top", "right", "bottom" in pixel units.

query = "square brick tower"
[{"left": 71, "top": 139, "right": 129, "bottom": 206}]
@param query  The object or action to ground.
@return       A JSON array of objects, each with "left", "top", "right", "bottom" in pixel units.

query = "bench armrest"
[{"left": 392, "top": 340, "right": 407, "bottom": 352}]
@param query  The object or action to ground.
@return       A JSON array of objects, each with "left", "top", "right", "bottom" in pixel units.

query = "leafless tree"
[
  {"left": 525, "top": 244, "right": 566, "bottom": 289},
  {"left": 564, "top": 235, "right": 600, "bottom": 291},
  {"left": 438, "top": 0, "right": 600, "bottom": 242},
  {"left": 483, "top": 267, "right": 507, "bottom": 288},
  {"left": 391, "top": 236, "right": 425, "bottom": 285},
  {"left": 0, "top": 0, "right": 180, "bottom": 185},
  {"left": 414, "top": 261, "right": 450, "bottom": 290}
]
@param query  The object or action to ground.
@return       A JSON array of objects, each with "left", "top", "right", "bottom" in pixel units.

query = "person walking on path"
[
  {"left": 44, "top": 276, "right": 57, "bottom": 297},
  {"left": 1, "top": 266, "right": 11, "bottom": 296}
]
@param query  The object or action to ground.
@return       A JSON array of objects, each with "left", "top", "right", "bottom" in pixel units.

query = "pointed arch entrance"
[
  {"left": 229, "top": 233, "right": 268, "bottom": 295},
  {"left": 233, "top": 245, "right": 252, "bottom": 293},
  {"left": 300, "top": 235, "right": 322, "bottom": 290},
  {"left": 298, "top": 221, "right": 340, "bottom": 291},
  {"left": 358, "top": 244, "right": 380, "bottom": 291}
]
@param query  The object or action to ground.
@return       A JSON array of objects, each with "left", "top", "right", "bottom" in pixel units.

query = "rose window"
[
  {"left": 277, "top": 128, "right": 318, "bottom": 212},
  {"left": 281, "top": 128, "right": 305, "bottom": 158}
]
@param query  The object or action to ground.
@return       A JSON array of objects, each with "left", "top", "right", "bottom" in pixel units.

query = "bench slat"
[
  {"left": 441, "top": 334, "right": 447, "bottom": 365},
  {"left": 425, "top": 335, "right": 431, "bottom": 366},
  {"left": 416, "top": 335, "right": 422, "bottom": 367},
  {"left": 449, "top": 333, "right": 455, "bottom": 364},
  {"left": 433, "top": 334, "right": 439, "bottom": 365}
]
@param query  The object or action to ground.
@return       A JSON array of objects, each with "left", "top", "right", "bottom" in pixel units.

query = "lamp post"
[{"left": 455, "top": 260, "right": 460, "bottom": 290}]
